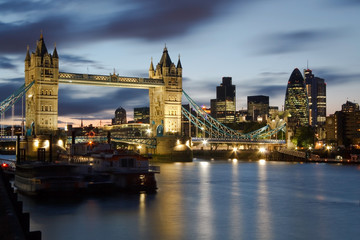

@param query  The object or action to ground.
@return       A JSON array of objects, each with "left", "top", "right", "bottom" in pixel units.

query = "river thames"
[{"left": 17, "top": 159, "right": 360, "bottom": 240}]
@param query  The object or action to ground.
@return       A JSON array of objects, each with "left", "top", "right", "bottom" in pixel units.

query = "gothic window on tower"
[
  {"left": 45, "top": 106, "right": 48, "bottom": 111},
  {"left": 41, "top": 105, "right": 44, "bottom": 111}
]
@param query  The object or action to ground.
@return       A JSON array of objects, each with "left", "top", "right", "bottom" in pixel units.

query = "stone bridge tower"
[
  {"left": 25, "top": 34, "right": 59, "bottom": 135},
  {"left": 149, "top": 47, "right": 182, "bottom": 137}
]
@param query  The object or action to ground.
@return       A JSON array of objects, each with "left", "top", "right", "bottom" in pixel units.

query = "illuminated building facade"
[
  {"left": 304, "top": 69, "right": 326, "bottom": 126},
  {"left": 149, "top": 47, "right": 183, "bottom": 135},
  {"left": 25, "top": 34, "right": 59, "bottom": 135},
  {"left": 325, "top": 101, "right": 360, "bottom": 147},
  {"left": 112, "top": 107, "right": 127, "bottom": 125},
  {"left": 247, "top": 95, "right": 269, "bottom": 122},
  {"left": 134, "top": 107, "right": 150, "bottom": 123},
  {"left": 284, "top": 68, "right": 309, "bottom": 127},
  {"left": 210, "top": 77, "right": 236, "bottom": 123}
]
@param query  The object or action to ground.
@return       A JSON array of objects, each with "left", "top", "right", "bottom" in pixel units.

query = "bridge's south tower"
[
  {"left": 25, "top": 34, "right": 59, "bottom": 135},
  {"left": 149, "top": 47, "right": 182, "bottom": 136}
]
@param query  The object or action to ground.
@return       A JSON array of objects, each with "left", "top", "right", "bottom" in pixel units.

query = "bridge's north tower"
[
  {"left": 25, "top": 34, "right": 59, "bottom": 135},
  {"left": 148, "top": 47, "right": 183, "bottom": 137}
]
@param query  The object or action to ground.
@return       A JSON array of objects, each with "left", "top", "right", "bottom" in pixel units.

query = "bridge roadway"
[
  {"left": 58, "top": 72, "right": 164, "bottom": 89},
  {"left": 1, "top": 135, "right": 285, "bottom": 148},
  {"left": 191, "top": 137, "right": 285, "bottom": 144}
]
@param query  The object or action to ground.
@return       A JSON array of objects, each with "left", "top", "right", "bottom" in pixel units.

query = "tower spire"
[
  {"left": 53, "top": 42, "right": 58, "bottom": 58},
  {"left": 149, "top": 57, "right": 154, "bottom": 70},
  {"left": 177, "top": 54, "right": 182, "bottom": 69},
  {"left": 25, "top": 45, "right": 30, "bottom": 61}
]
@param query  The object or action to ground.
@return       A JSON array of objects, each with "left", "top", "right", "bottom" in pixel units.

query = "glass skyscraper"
[
  {"left": 284, "top": 68, "right": 309, "bottom": 126},
  {"left": 304, "top": 69, "right": 326, "bottom": 126}
]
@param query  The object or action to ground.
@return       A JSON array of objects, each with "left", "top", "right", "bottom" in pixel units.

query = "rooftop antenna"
[{"left": 306, "top": 60, "right": 309, "bottom": 69}]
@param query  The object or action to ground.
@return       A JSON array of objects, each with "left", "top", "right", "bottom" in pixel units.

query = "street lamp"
[{"left": 146, "top": 129, "right": 152, "bottom": 136}]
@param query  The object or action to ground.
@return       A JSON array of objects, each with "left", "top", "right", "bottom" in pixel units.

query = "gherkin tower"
[{"left": 284, "top": 68, "right": 309, "bottom": 126}]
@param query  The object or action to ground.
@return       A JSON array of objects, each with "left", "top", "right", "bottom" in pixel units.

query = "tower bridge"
[{"left": 0, "top": 33, "right": 286, "bottom": 161}]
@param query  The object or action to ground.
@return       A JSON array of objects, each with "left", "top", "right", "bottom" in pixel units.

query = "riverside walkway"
[{"left": 0, "top": 167, "right": 41, "bottom": 240}]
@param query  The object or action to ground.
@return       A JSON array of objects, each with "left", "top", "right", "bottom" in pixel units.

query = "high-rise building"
[
  {"left": 112, "top": 107, "right": 127, "bottom": 125},
  {"left": 247, "top": 95, "right": 269, "bottom": 122},
  {"left": 269, "top": 106, "right": 279, "bottom": 116},
  {"left": 134, "top": 107, "right": 150, "bottom": 123},
  {"left": 284, "top": 68, "right": 309, "bottom": 127},
  {"left": 304, "top": 69, "right": 326, "bottom": 126},
  {"left": 341, "top": 101, "right": 359, "bottom": 112},
  {"left": 325, "top": 101, "right": 360, "bottom": 147},
  {"left": 210, "top": 77, "right": 236, "bottom": 123}
]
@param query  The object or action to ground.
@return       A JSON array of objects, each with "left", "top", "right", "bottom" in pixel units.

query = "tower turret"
[
  {"left": 177, "top": 55, "right": 182, "bottom": 77},
  {"left": 25, "top": 33, "right": 59, "bottom": 135},
  {"left": 149, "top": 57, "right": 154, "bottom": 78},
  {"left": 149, "top": 46, "right": 183, "bottom": 136}
]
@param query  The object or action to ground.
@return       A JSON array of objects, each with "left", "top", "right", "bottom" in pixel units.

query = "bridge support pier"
[
  {"left": 18, "top": 134, "right": 66, "bottom": 162},
  {"left": 153, "top": 136, "right": 192, "bottom": 162}
]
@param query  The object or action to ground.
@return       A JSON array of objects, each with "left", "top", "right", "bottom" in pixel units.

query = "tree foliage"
[{"left": 291, "top": 126, "right": 314, "bottom": 148}]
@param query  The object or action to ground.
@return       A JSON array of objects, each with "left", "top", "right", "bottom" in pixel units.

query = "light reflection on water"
[
  {"left": 17, "top": 160, "right": 360, "bottom": 240},
  {"left": 256, "top": 160, "right": 271, "bottom": 240}
]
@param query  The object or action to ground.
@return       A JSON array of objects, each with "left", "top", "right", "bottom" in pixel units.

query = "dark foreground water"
[{"left": 18, "top": 159, "right": 360, "bottom": 240}]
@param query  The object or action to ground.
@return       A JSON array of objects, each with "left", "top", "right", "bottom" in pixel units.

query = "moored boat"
[
  {"left": 87, "top": 150, "right": 160, "bottom": 193},
  {"left": 14, "top": 162, "right": 86, "bottom": 196}
]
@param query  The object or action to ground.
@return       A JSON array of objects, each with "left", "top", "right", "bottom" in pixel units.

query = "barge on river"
[{"left": 15, "top": 149, "right": 160, "bottom": 195}]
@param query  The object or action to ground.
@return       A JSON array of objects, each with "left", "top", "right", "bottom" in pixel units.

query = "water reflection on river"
[{"left": 18, "top": 159, "right": 360, "bottom": 240}]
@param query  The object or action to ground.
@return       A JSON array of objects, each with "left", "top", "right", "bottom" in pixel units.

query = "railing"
[
  {"left": 192, "top": 137, "right": 285, "bottom": 144},
  {"left": 0, "top": 136, "right": 24, "bottom": 141},
  {"left": 278, "top": 148, "right": 306, "bottom": 158}
]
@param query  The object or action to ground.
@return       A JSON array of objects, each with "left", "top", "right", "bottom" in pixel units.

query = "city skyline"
[{"left": 0, "top": 0, "right": 360, "bottom": 127}]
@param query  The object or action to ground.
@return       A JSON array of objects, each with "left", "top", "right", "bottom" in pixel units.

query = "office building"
[
  {"left": 325, "top": 101, "right": 360, "bottom": 147},
  {"left": 134, "top": 107, "right": 150, "bottom": 123},
  {"left": 112, "top": 107, "right": 127, "bottom": 125},
  {"left": 284, "top": 68, "right": 309, "bottom": 127},
  {"left": 247, "top": 95, "right": 269, "bottom": 122},
  {"left": 210, "top": 77, "right": 236, "bottom": 123},
  {"left": 304, "top": 69, "right": 326, "bottom": 126}
]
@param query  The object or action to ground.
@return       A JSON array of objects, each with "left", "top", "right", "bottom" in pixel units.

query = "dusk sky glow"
[{"left": 1, "top": 0, "right": 359, "bottom": 127}]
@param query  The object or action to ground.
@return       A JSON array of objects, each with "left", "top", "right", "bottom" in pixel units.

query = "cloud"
[
  {"left": 60, "top": 54, "right": 97, "bottom": 64},
  {"left": 58, "top": 86, "right": 148, "bottom": 117},
  {"left": 249, "top": 85, "right": 286, "bottom": 97},
  {"left": 0, "top": 56, "right": 17, "bottom": 69},
  {"left": 314, "top": 68, "right": 360, "bottom": 85},
  {"left": 328, "top": 0, "right": 360, "bottom": 6},
  {"left": 254, "top": 29, "right": 337, "bottom": 55},
  {"left": 0, "top": 0, "right": 239, "bottom": 54}
]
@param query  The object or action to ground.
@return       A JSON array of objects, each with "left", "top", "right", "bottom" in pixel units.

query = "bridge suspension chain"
[
  {"left": 182, "top": 90, "right": 248, "bottom": 139},
  {"left": 182, "top": 89, "right": 286, "bottom": 141},
  {"left": 0, "top": 81, "right": 35, "bottom": 115}
]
